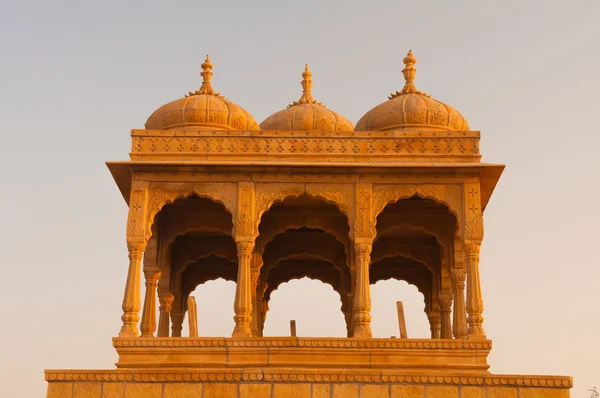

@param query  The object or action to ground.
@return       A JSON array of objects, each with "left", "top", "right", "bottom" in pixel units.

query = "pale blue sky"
[{"left": 1, "top": 1, "right": 599, "bottom": 396}]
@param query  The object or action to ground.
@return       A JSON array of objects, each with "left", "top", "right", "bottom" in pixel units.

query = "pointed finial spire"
[
  {"left": 188, "top": 54, "right": 223, "bottom": 97},
  {"left": 288, "top": 63, "right": 324, "bottom": 108},
  {"left": 389, "top": 49, "right": 430, "bottom": 99}
]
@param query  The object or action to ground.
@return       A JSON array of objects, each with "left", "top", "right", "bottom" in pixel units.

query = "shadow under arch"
[
  {"left": 256, "top": 192, "right": 352, "bottom": 241},
  {"left": 147, "top": 191, "right": 235, "bottom": 242}
]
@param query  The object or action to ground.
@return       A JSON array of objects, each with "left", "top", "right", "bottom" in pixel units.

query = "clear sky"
[{"left": 1, "top": 0, "right": 599, "bottom": 396}]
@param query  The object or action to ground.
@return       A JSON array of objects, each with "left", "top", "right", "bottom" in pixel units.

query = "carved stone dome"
[
  {"left": 145, "top": 56, "right": 259, "bottom": 131},
  {"left": 355, "top": 50, "right": 469, "bottom": 132},
  {"left": 260, "top": 65, "right": 354, "bottom": 133}
]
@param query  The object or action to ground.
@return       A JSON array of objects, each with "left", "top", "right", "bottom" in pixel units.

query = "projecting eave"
[{"left": 106, "top": 161, "right": 504, "bottom": 211}]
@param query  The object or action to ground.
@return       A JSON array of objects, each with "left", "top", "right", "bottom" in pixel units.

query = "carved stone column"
[
  {"left": 439, "top": 297, "right": 452, "bottom": 339},
  {"left": 451, "top": 267, "right": 468, "bottom": 339},
  {"left": 232, "top": 240, "right": 254, "bottom": 337},
  {"left": 466, "top": 242, "right": 485, "bottom": 338},
  {"left": 157, "top": 293, "right": 174, "bottom": 337},
  {"left": 352, "top": 241, "right": 372, "bottom": 338},
  {"left": 428, "top": 309, "right": 441, "bottom": 339},
  {"left": 140, "top": 267, "right": 161, "bottom": 337},
  {"left": 119, "top": 241, "right": 146, "bottom": 337},
  {"left": 170, "top": 311, "right": 184, "bottom": 337}
]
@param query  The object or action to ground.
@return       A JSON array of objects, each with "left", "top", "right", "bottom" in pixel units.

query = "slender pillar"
[
  {"left": 170, "top": 311, "right": 184, "bottom": 337},
  {"left": 451, "top": 268, "right": 468, "bottom": 339},
  {"left": 157, "top": 293, "right": 174, "bottom": 337},
  {"left": 119, "top": 241, "right": 145, "bottom": 337},
  {"left": 352, "top": 242, "right": 372, "bottom": 338},
  {"left": 428, "top": 310, "right": 441, "bottom": 339},
  {"left": 466, "top": 242, "right": 485, "bottom": 338},
  {"left": 439, "top": 297, "right": 452, "bottom": 339},
  {"left": 232, "top": 240, "right": 254, "bottom": 337},
  {"left": 140, "top": 268, "right": 161, "bottom": 337}
]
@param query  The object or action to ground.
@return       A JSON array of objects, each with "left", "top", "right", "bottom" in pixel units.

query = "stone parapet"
[
  {"left": 112, "top": 337, "right": 491, "bottom": 374},
  {"left": 129, "top": 129, "right": 481, "bottom": 163}
]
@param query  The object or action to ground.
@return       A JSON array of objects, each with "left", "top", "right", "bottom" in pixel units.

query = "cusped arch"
[
  {"left": 254, "top": 184, "right": 353, "bottom": 236},
  {"left": 372, "top": 185, "right": 461, "bottom": 234},
  {"left": 144, "top": 183, "right": 237, "bottom": 241},
  {"left": 370, "top": 276, "right": 431, "bottom": 314},
  {"left": 263, "top": 274, "right": 346, "bottom": 311}
]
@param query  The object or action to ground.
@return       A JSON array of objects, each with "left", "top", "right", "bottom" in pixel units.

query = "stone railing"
[{"left": 129, "top": 129, "right": 481, "bottom": 163}]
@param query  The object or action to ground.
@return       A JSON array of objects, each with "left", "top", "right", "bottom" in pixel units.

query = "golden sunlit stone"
[
  {"left": 145, "top": 55, "right": 259, "bottom": 131},
  {"left": 259, "top": 64, "right": 354, "bottom": 132},
  {"left": 356, "top": 50, "right": 469, "bottom": 132},
  {"left": 45, "top": 51, "right": 571, "bottom": 398}
]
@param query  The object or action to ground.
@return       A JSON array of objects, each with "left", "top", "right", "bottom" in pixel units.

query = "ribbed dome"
[
  {"left": 260, "top": 65, "right": 354, "bottom": 133},
  {"left": 145, "top": 56, "right": 259, "bottom": 131},
  {"left": 355, "top": 50, "right": 469, "bottom": 132}
]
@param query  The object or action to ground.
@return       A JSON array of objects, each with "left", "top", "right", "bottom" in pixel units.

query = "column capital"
[
  {"left": 127, "top": 241, "right": 146, "bottom": 256},
  {"left": 236, "top": 240, "right": 255, "bottom": 253},
  {"left": 159, "top": 293, "right": 175, "bottom": 311},
  {"left": 354, "top": 241, "right": 373, "bottom": 256},
  {"left": 143, "top": 267, "right": 161, "bottom": 281}
]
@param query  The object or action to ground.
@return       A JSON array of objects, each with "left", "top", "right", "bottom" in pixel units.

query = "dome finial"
[
  {"left": 389, "top": 49, "right": 430, "bottom": 99},
  {"left": 288, "top": 63, "right": 324, "bottom": 108},
  {"left": 188, "top": 54, "right": 223, "bottom": 97}
]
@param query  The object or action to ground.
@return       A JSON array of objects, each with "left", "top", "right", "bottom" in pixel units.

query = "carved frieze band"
[{"left": 130, "top": 130, "right": 480, "bottom": 161}]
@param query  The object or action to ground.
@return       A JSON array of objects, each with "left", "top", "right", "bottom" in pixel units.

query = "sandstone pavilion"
[{"left": 46, "top": 51, "right": 572, "bottom": 398}]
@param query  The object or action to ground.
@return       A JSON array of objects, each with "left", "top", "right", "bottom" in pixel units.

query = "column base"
[
  {"left": 118, "top": 326, "right": 139, "bottom": 338},
  {"left": 352, "top": 326, "right": 372, "bottom": 338}
]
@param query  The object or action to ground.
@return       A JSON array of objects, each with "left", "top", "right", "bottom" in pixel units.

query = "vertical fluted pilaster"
[
  {"left": 157, "top": 293, "right": 174, "bottom": 337},
  {"left": 170, "top": 311, "right": 184, "bottom": 337},
  {"left": 428, "top": 310, "right": 441, "bottom": 339},
  {"left": 232, "top": 240, "right": 254, "bottom": 337},
  {"left": 119, "top": 241, "right": 145, "bottom": 337},
  {"left": 352, "top": 242, "right": 372, "bottom": 338},
  {"left": 466, "top": 242, "right": 485, "bottom": 338},
  {"left": 439, "top": 297, "right": 452, "bottom": 339},
  {"left": 140, "top": 268, "right": 161, "bottom": 337},
  {"left": 452, "top": 268, "right": 468, "bottom": 339}
]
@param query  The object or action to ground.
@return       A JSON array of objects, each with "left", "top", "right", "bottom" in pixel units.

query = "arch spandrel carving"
[
  {"left": 305, "top": 183, "right": 354, "bottom": 220},
  {"left": 463, "top": 182, "right": 484, "bottom": 243},
  {"left": 372, "top": 184, "right": 463, "bottom": 233},
  {"left": 126, "top": 180, "right": 150, "bottom": 242},
  {"left": 254, "top": 182, "right": 354, "bottom": 237},
  {"left": 144, "top": 182, "right": 237, "bottom": 240}
]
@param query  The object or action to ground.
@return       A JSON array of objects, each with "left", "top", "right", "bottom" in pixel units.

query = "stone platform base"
[
  {"left": 113, "top": 337, "right": 492, "bottom": 374},
  {"left": 45, "top": 369, "right": 572, "bottom": 397}
]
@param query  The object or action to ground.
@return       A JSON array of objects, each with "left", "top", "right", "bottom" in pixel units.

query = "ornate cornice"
[
  {"left": 112, "top": 337, "right": 491, "bottom": 350},
  {"left": 44, "top": 369, "right": 573, "bottom": 388}
]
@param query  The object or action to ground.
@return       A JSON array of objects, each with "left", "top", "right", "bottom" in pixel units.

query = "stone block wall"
[{"left": 47, "top": 380, "right": 571, "bottom": 398}]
